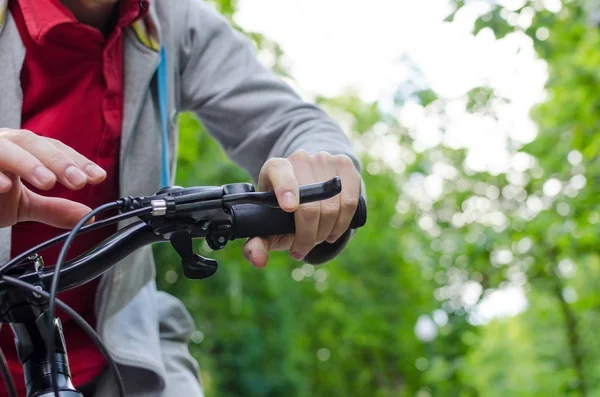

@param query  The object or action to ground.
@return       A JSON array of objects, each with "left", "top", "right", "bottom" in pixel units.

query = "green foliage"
[
  {"left": 415, "top": 89, "right": 439, "bottom": 108},
  {"left": 153, "top": 0, "right": 600, "bottom": 396}
]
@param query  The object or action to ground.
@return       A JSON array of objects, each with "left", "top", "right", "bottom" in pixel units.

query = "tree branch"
[{"left": 552, "top": 272, "right": 587, "bottom": 397}]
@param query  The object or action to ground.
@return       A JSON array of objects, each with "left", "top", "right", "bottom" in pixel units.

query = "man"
[{"left": 0, "top": 0, "right": 363, "bottom": 395}]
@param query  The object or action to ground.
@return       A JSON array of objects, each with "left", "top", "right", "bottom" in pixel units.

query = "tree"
[{"left": 154, "top": 0, "right": 600, "bottom": 396}]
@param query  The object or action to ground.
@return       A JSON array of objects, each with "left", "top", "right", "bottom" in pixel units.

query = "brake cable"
[
  {"left": 2, "top": 276, "right": 127, "bottom": 397},
  {"left": 0, "top": 345, "right": 16, "bottom": 397},
  {"left": 0, "top": 177, "right": 366, "bottom": 396},
  {"left": 0, "top": 206, "right": 151, "bottom": 278}
]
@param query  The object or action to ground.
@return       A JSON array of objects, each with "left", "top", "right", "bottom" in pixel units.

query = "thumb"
[
  {"left": 20, "top": 189, "right": 93, "bottom": 229},
  {"left": 242, "top": 234, "right": 296, "bottom": 268}
]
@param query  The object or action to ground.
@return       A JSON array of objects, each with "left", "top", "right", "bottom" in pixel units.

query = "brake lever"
[
  {"left": 169, "top": 231, "right": 218, "bottom": 280},
  {"left": 132, "top": 177, "right": 345, "bottom": 281},
  {"left": 221, "top": 177, "right": 342, "bottom": 208}
]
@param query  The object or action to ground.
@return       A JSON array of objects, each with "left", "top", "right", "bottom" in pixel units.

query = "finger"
[
  {"left": 327, "top": 156, "right": 361, "bottom": 243},
  {"left": 20, "top": 188, "right": 93, "bottom": 229},
  {"left": 268, "top": 234, "right": 295, "bottom": 251},
  {"left": 242, "top": 235, "right": 294, "bottom": 268},
  {"left": 311, "top": 152, "right": 340, "bottom": 243},
  {"left": 48, "top": 139, "right": 106, "bottom": 184},
  {"left": 243, "top": 237, "right": 269, "bottom": 268},
  {"left": 0, "top": 172, "right": 12, "bottom": 193},
  {"left": 288, "top": 151, "right": 320, "bottom": 260},
  {"left": 4, "top": 130, "right": 89, "bottom": 190},
  {"left": 0, "top": 137, "right": 57, "bottom": 190},
  {"left": 258, "top": 158, "right": 299, "bottom": 212}
]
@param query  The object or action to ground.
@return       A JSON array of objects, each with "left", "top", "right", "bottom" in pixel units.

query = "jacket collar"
[
  {"left": 0, "top": 0, "right": 161, "bottom": 51},
  {"left": 0, "top": 0, "right": 165, "bottom": 265},
  {"left": 17, "top": 0, "right": 148, "bottom": 45},
  {"left": 0, "top": 0, "right": 7, "bottom": 28},
  {"left": 131, "top": 1, "right": 161, "bottom": 52}
]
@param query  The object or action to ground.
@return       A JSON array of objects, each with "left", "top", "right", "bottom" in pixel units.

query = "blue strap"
[{"left": 158, "top": 46, "right": 170, "bottom": 188}]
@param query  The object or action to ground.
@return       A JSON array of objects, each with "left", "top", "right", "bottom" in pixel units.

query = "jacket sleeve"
[{"left": 178, "top": 0, "right": 362, "bottom": 182}]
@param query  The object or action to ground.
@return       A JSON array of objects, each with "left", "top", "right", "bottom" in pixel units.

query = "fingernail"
[
  {"left": 282, "top": 191, "right": 296, "bottom": 209},
  {"left": 291, "top": 251, "right": 305, "bottom": 261},
  {"left": 326, "top": 234, "right": 337, "bottom": 243},
  {"left": 33, "top": 166, "right": 55, "bottom": 185},
  {"left": 84, "top": 164, "right": 106, "bottom": 179},
  {"left": 65, "top": 166, "right": 87, "bottom": 186}
]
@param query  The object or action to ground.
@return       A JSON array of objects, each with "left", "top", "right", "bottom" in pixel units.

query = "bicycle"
[{"left": 0, "top": 177, "right": 366, "bottom": 397}]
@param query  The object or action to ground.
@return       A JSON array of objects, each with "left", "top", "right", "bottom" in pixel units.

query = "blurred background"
[{"left": 154, "top": 0, "right": 600, "bottom": 396}]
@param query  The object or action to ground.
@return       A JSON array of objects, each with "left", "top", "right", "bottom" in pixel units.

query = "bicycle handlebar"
[
  {"left": 0, "top": 177, "right": 366, "bottom": 294},
  {"left": 0, "top": 222, "right": 160, "bottom": 293},
  {"left": 230, "top": 198, "right": 366, "bottom": 239}
]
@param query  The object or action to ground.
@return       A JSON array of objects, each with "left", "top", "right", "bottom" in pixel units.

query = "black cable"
[
  {"left": 0, "top": 206, "right": 151, "bottom": 277},
  {"left": 0, "top": 343, "right": 17, "bottom": 397},
  {"left": 47, "top": 202, "right": 120, "bottom": 397},
  {"left": 1, "top": 276, "right": 126, "bottom": 397},
  {"left": 0, "top": 205, "right": 150, "bottom": 396},
  {"left": 0, "top": 200, "right": 153, "bottom": 396},
  {"left": 0, "top": 204, "right": 150, "bottom": 396}
]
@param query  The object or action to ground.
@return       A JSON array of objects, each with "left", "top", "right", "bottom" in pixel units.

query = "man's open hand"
[
  {"left": 0, "top": 128, "right": 106, "bottom": 229},
  {"left": 243, "top": 150, "right": 361, "bottom": 268}
]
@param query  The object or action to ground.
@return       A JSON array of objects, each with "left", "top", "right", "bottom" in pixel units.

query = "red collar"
[{"left": 16, "top": 0, "right": 149, "bottom": 44}]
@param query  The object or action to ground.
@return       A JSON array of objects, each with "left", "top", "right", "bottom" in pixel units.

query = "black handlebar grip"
[
  {"left": 231, "top": 196, "right": 366, "bottom": 239},
  {"left": 230, "top": 196, "right": 366, "bottom": 265}
]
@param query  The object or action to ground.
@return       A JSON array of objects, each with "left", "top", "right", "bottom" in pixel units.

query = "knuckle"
[
  {"left": 0, "top": 128, "right": 20, "bottom": 141},
  {"left": 314, "top": 151, "right": 332, "bottom": 163},
  {"left": 19, "top": 160, "right": 42, "bottom": 176},
  {"left": 12, "top": 129, "right": 35, "bottom": 144},
  {"left": 272, "top": 175, "right": 297, "bottom": 190},
  {"left": 22, "top": 158, "right": 41, "bottom": 171},
  {"left": 264, "top": 157, "right": 286, "bottom": 169},
  {"left": 45, "top": 137, "right": 62, "bottom": 147},
  {"left": 341, "top": 196, "right": 359, "bottom": 212},
  {"left": 47, "top": 139, "right": 80, "bottom": 158},
  {"left": 288, "top": 149, "right": 310, "bottom": 163},
  {"left": 266, "top": 158, "right": 292, "bottom": 175},
  {"left": 261, "top": 158, "right": 290, "bottom": 182},
  {"left": 20, "top": 129, "right": 34, "bottom": 137},
  {"left": 48, "top": 153, "right": 71, "bottom": 169},
  {"left": 265, "top": 160, "right": 297, "bottom": 188},
  {"left": 335, "top": 154, "right": 355, "bottom": 169},
  {"left": 315, "top": 152, "right": 335, "bottom": 169}
]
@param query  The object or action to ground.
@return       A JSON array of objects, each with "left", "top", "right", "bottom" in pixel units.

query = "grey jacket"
[{"left": 0, "top": 0, "right": 360, "bottom": 393}]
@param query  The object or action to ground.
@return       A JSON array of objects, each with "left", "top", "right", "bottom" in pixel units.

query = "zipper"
[{"left": 95, "top": 28, "right": 160, "bottom": 344}]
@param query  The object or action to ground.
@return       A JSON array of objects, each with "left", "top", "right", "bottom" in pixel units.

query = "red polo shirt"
[{"left": 0, "top": 0, "right": 148, "bottom": 394}]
